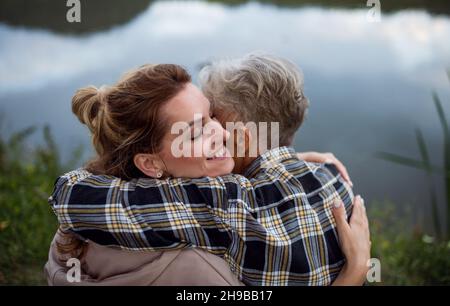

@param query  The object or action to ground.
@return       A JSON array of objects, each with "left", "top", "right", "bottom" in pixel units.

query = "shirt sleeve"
[{"left": 48, "top": 169, "right": 278, "bottom": 252}]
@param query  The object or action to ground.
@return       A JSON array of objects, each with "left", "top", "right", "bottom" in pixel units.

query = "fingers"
[
  {"left": 359, "top": 196, "right": 368, "bottom": 223},
  {"left": 350, "top": 196, "right": 369, "bottom": 232},
  {"left": 352, "top": 195, "right": 372, "bottom": 250},
  {"left": 332, "top": 199, "right": 350, "bottom": 234},
  {"left": 350, "top": 195, "right": 363, "bottom": 220},
  {"left": 296, "top": 152, "right": 316, "bottom": 162},
  {"left": 324, "top": 155, "right": 353, "bottom": 187},
  {"left": 297, "top": 151, "right": 353, "bottom": 187},
  {"left": 358, "top": 197, "right": 371, "bottom": 241}
]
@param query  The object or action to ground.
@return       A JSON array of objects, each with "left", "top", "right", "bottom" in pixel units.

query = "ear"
[{"left": 133, "top": 153, "right": 164, "bottom": 178}]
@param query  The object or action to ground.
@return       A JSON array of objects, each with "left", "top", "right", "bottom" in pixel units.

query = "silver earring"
[{"left": 156, "top": 171, "right": 163, "bottom": 178}]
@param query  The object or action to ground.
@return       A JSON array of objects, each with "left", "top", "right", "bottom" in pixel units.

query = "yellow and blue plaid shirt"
[{"left": 49, "top": 146, "right": 353, "bottom": 286}]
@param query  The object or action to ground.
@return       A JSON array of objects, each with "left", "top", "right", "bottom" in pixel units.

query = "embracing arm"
[
  {"left": 48, "top": 168, "right": 268, "bottom": 251},
  {"left": 50, "top": 150, "right": 352, "bottom": 247},
  {"left": 49, "top": 148, "right": 358, "bottom": 285},
  {"left": 297, "top": 151, "right": 353, "bottom": 187}
]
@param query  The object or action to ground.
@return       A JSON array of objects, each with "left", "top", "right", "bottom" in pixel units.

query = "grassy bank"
[
  {"left": 369, "top": 202, "right": 450, "bottom": 285},
  {"left": 0, "top": 125, "right": 81, "bottom": 285}
]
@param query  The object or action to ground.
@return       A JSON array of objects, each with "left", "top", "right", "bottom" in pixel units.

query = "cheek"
[
  {"left": 190, "top": 136, "right": 213, "bottom": 158},
  {"left": 201, "top": 137, "right": 213, "bottom": 155},
  {"left": 192, "top": 140, "right": 204, "bottom": 157},
  {"left": 167, "top": 155, "right": 207, "bottom": 176},
  {"left": 205, "top": 158, "right": 235, "bottom": 177},
  {"left": 161, "top": 139, "right": 205, "bottom": 173}
]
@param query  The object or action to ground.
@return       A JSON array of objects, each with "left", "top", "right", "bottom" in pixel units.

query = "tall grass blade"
[
  {"left": 416, "top": 129, "right": 441, "bottom": 239},
  {"left": 376, "top": 152, "right": 425, "bottom": 169},
  {"left": 433, "top": 92, "right": 450, "bottom": 238}
]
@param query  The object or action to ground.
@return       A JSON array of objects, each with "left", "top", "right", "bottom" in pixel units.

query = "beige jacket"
[{"left": 44, "top": 230, "right": 243, "bottom": 286}]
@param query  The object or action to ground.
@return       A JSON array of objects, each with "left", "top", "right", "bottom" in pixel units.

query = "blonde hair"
[{"left": 199, "top": 52, "right": 309, "bottom": 146}]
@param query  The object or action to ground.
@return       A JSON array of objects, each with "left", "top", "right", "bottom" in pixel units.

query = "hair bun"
[{"left": 71, "top": 85, "right": 106, "bottom": 132}]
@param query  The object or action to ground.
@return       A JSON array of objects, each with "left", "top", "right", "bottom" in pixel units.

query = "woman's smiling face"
[{"left": 157, "top": 83, "right": 234, "bottom": 178}]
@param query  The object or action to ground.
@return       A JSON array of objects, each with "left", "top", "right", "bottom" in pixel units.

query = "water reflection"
[
  {"left": 0, "top": 0, "right": 153, "bottom": 34},
  {"left": 1, "top": 0, "right": 449, "bottom": 35},
  {"left": 0, "top": 1, "right": 449, "bottom": 220}
]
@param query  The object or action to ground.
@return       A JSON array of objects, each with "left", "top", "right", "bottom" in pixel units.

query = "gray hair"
[{"left": 199, "top": 52, "right": 309, "bottom": 146}]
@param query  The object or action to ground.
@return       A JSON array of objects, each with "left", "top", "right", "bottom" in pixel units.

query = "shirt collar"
[{"left": 243, "top": 146, "right": 297, "bottom": 178}]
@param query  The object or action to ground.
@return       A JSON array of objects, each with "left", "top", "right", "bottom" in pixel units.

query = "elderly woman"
[{"left": 45, "top": 54, "right": 370, "bottom": 286}]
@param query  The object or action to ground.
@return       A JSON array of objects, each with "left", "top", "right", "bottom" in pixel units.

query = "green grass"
[
  {"left": 0, "top": 125, "right": 82, "bottom": 285},
  {"left": 369, "top": 202, "right": 450, "bottom": 285}
]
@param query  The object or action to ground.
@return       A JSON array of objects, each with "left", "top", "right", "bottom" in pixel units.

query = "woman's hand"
[
  {"left": 331, "top": 195, "right": 371, "bottom": 286},
  {"left": 297, "top": 152, "right": 353, "bottom": 187}
]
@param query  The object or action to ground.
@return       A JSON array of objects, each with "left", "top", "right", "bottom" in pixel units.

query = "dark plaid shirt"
[{"left": 49, "top": 146, "right": 353, "bottom": 285}]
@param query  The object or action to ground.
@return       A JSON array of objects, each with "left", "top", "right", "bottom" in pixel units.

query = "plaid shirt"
[{"left": 49, "top": 146, "right": 353, "bottom": 286}]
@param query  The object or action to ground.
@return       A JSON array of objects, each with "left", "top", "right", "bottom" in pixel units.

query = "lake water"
[{"left": 1, "top": 1, "right": 450, "bottom": 228}]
